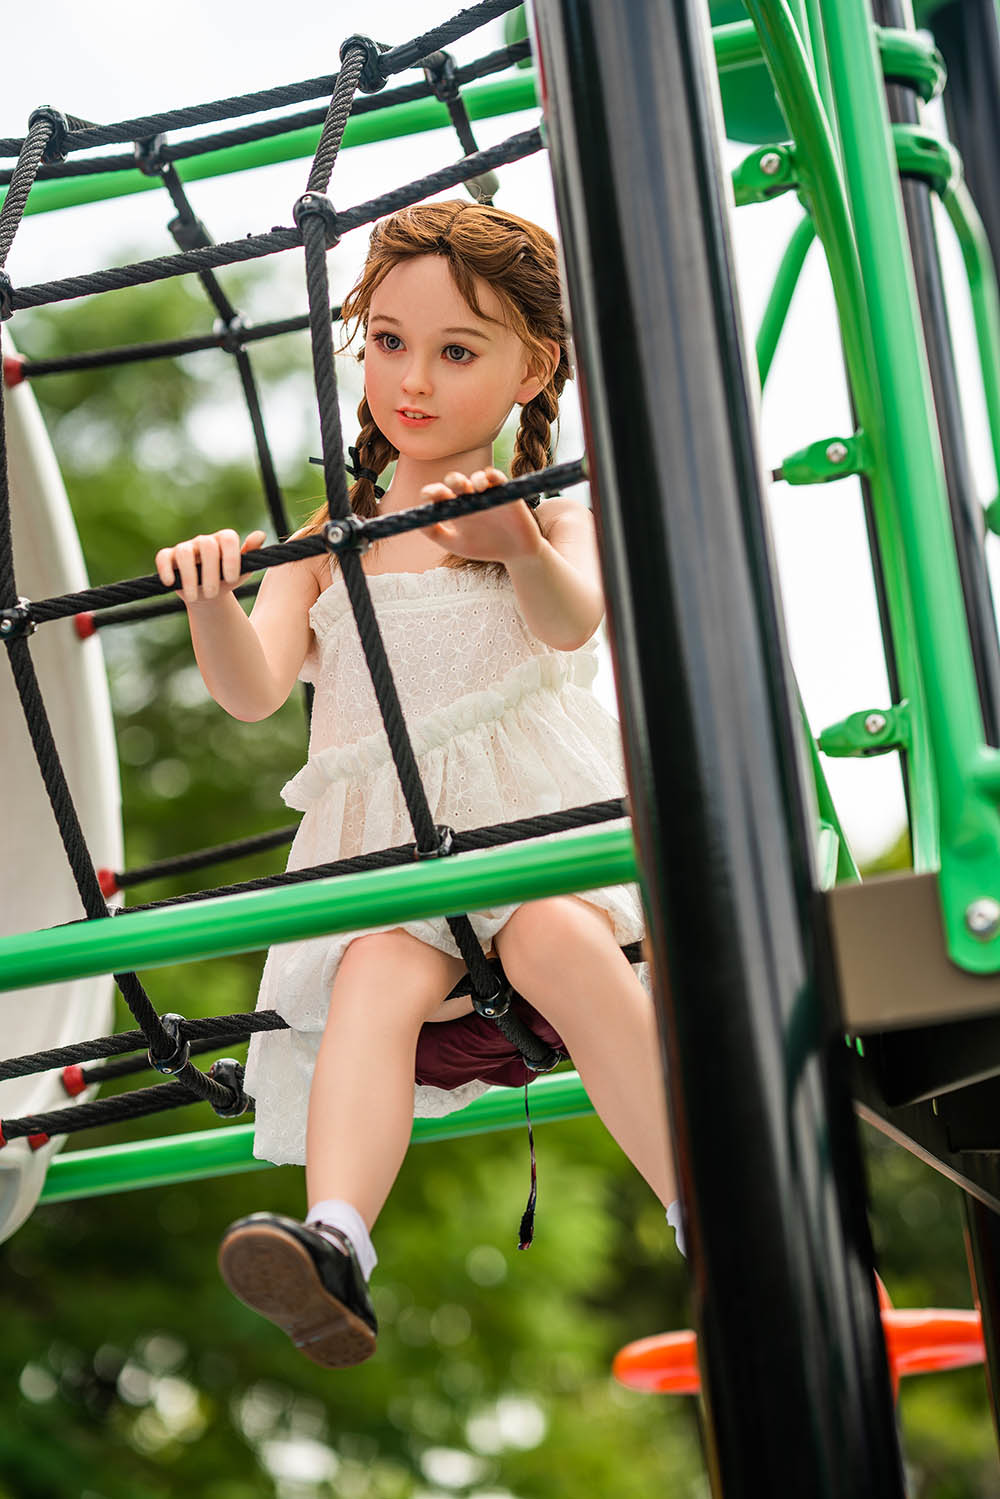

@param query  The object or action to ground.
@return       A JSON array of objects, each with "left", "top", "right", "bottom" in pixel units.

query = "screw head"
[
  {"left": 826, "top": 441, "right": 849, "bottom": 465},
  {"left": 759, "top": 151, "right": 783, "bottom": 177},
  {"left": 864, "top": 712, "right": 887, "bottom": 735},
  {"left": 966, "top": 898, "right": 1000, "bottom": 940}
]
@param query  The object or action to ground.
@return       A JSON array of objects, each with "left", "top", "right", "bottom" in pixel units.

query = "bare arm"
[
  {"left": 154, "top": 528, "right": 320, "bottom": 721},
  {"left": 505, "top": 499, "right": 603, "bottom": 650},
  {"left": 421, "top": 469, "right": 604, "bottom": 650}
]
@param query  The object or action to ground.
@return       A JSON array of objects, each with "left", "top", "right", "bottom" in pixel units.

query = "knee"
[
  {"left": 495, "top": 898, "right": 610, "bottom": 994},
  {"left": 330, "top": 930, "right": 455, "bottom": 1027}
]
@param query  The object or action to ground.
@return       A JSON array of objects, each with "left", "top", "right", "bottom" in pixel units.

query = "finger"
[
  {"left": 485, "top": 466, "right": 508, "bottom": 486},
  {"left": 155, "top": 548, "right": 178, "bottom": 587},
  {"left": 426, "top": 522, "right": 456, "bottom": 546},
  {"left": 193, "top": 534, "right": 221, "bottom": 599},
  {"left": 218, "top": 529, "right": 242, "bottom": 585},
  {"left": 421, "top": 483, "right": 455, "bottom": 504},
  {"left": 241, "top": 529, "right": 267, "bottom": 552},
  {"left": 444, "top": 470, "right": 474, "bottom": 492},
  {"left": 174, "top": 541, "right": 199, "bottom": 601},
  {"left": 468, "top": 470, "right": 490, "bottom": 491}
]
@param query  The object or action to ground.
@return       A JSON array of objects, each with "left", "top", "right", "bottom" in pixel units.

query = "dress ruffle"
[{"left": 282, "top": 648, "right": 600, "bottom": 810}]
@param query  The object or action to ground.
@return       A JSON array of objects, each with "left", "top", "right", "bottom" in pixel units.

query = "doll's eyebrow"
[{"left": 369, "top": 314, "right": 491, "bottom": 341}]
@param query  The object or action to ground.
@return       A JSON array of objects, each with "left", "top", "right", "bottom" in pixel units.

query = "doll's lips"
[{"left": 396, "top": 409, "right": 437, "bottom": 426}]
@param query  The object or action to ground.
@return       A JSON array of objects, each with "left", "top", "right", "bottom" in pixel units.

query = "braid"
[
  {"left": 513, "top": 380, "right": 560, "bottom": 481},
  {"left": 349, "top": 395, "right": 396, "bottom": 519}
]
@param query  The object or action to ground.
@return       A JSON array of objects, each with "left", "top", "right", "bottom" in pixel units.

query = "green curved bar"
[
  {"left": 942, "top": 180, "right": 1000, "bottom": 492},
  {"left": 756, "top": 212, "right": 816, "bottom": 388},
  {"left": 38, "top": 1070, "right": 594, "bottom": 1203}
]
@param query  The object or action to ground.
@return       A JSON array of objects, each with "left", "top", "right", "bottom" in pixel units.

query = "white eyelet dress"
[{"left": 244, "top": 563, "right": 646, "bottom": 1166}]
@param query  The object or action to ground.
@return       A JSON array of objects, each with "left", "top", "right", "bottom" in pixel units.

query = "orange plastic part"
[{"left": 614, "top": 1281, "right": 984, "bottom": 1398}]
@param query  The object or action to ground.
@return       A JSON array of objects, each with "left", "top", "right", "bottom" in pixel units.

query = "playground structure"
[{"left": 1, "top": 0, "right": 1000, "bottom": 1491}]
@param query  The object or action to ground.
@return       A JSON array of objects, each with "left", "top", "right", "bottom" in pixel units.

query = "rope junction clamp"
[
  {"left": 132, "top": 134, "right": 168, "bottom": 176},
  {"left": 414, "top": 824, "right": 456, "bottom": 859},
  {"left": 0, "top": 271, "right": 14, "bottom": 322},
  {"left": 471, "top": 980, "right": 512, "bottom": 1021},
  {"left": 27, "top": 105, "right": 69, "bottom": 163},
  {"left": 294, "top": 192, "right": 341, "bottom": 248},
  {"left": 147, "top": 1013, "right": 191, "bottom": 1076},
  {"left": 207, "top": 1058, "right": 250, "bottom": 1118},
  {"left": 0, "top": 598, "right": 36, "bottom": 640},
  {"left": 323, "top": 514, "right": 370, "bottom": 555},
  {"left": 340, "top": 34, "right": 389, "bottom": 94},
  {"left": 214, "top": 314, "right": 248, "bottom": 355}
]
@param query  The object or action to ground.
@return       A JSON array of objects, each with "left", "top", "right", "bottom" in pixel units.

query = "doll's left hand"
[{"left": 420, "top": 468, "right": 544, "bottom": 564}]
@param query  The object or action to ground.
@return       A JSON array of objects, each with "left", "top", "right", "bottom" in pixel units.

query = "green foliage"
[{"left": 2, "top": 259, "right": 997, "bottom": 1499}]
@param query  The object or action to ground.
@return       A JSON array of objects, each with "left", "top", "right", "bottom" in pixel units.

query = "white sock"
[
  {"left": 305, "top": 1198, "right": 378, "bottom": 1282},
  {"left": 666, "top": 1199, "right": 687, "bottom": 1259}
]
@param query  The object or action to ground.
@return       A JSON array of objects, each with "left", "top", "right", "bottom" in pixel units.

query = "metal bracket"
[
  {"left": 731, "top": 143, "right": 797, "bottom": 207},
  {"left": 893, "top": 125, "right": 961, "bottom": 197},
  {"left": 819, "top": 701, "right": 911, "bottom": 758},
  {"left": 773, "top": 430, "right": 873, "bottom": 485}
]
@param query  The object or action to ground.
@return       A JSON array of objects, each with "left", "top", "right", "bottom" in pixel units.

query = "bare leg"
[
  {"left": 305, "top": 929, "right": 465, "bottom": 1228},
  {"left": 494, "top": 897, "right": 675, "bottom": 1207}
]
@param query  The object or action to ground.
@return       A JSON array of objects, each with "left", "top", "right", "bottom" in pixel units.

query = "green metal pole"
[
  {"left": 756, "top": 212, "right": 816, "bottom": 387},
  {"left": 820, "top": 0, "right": 1000, "bottom": 972},
  {"left": 746, "top": 0, "right": 939, "bottom": 872},
  {"left": 0, "top": 826, "right": 637, "bottom": 991},
  {"left": 38, "top": 1070, "right": 595, "bottom": 1203}
]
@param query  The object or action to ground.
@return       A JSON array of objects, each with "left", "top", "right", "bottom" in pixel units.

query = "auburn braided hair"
[{"left": 296, "top": 200, "right": 571, "bottom": 571}]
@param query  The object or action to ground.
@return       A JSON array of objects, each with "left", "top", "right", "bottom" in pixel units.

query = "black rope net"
[{"left": 0, "top": 2, "right": 639, "bottom": 1154}]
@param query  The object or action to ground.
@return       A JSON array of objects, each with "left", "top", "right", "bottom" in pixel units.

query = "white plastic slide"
[{"left": 0, "top": 341, "right": 122, "bottom": 1243}]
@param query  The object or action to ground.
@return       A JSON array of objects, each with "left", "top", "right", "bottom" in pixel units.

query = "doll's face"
[{"left": 363, "top": 254, "right": 545, "bottom": 465}]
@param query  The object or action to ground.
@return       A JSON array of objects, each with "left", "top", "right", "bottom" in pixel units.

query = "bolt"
[
  {"left": 826, "top": 441, "right": 849, "bottom": 465},
  {"left": 966, "top": 898, "right": 1000, "bottom": 940},
  {"left": 0, "top": 619, "right": 10, "bottom": 636},
  {"left": 864, "top": 712, "right": 887, "bottom": 735},
  {"left": 759, "top": 151, "right": 783, "bottom": 177}
]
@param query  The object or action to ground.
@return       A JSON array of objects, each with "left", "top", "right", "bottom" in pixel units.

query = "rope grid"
[{"left": 0, "top": 4, "right": 637, "bottom": 1155}]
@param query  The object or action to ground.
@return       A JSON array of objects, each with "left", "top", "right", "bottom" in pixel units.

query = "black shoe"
[{"left": 218, "top": 1211, "right": 377, "bottom": 1368}]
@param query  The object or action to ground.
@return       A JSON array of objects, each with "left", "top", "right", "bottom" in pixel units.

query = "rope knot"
[
  {"left": 340, "top": 34, "right": 388, "bottom": 94},
  {"left": 27, "top": 105, "right": 69, "bottom": 163},
  {"left": 0, "top": 597, "right": 35, "bottom": 641},
  {"left": 293, "top": 192, "right": 340, "bottom": 248},
  {"left": 0, "top": 271, "right": 15, "bottom": 321}
]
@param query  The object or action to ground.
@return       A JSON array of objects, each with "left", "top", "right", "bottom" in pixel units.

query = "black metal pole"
[
  {"left": 934, "top": 0, "right": 1000, "bottom": 278},
  {"left": 964, "top": 1195, "right": 1000, "bottom": 1453},
  {"left": 873, "top": 0, "right": 1000, "bottom": 744},
  {"left": 531, "top": 1, "right": 906, "bottom": 1492}
]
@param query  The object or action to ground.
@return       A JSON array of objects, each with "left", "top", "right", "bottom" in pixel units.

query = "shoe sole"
[{"left": 218, "top": 1223, "right": 376, "bottom": 1368}]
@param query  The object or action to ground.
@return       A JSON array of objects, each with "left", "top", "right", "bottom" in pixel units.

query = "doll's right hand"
[{"left": 155, "top": 529, "right": 267, "bottom": 604}]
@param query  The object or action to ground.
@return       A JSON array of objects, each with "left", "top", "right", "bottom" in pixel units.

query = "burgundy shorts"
[{"left": 414, "top": 998, "right": 565, "bottom": 1090}]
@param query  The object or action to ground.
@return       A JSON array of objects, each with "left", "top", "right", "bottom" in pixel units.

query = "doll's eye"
[
  {"left": 372, "top": 332, "right": 403, "bottom": 352},
  {"left": 443, "top": 344, "right": 475, "bottom": 363}
]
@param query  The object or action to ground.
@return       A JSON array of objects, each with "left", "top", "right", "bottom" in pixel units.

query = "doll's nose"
[{"left": 400, "top": 357, "right": 433, "bottom": 396}]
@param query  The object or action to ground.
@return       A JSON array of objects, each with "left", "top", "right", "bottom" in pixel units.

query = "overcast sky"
[{"left": 4, "top": 0, "right": 997, "bottom": 863}]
